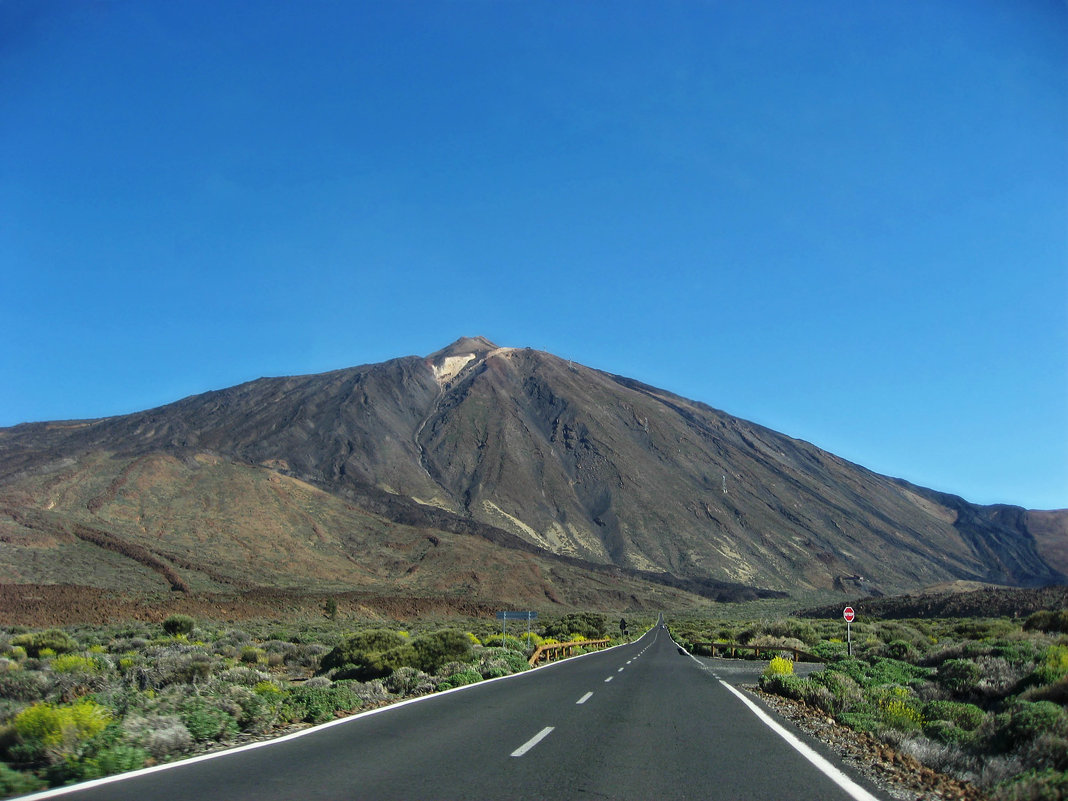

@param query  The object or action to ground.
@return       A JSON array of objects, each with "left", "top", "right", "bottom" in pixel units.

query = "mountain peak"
[
  {"left": 428, "top": 336, "right": 499, "bottom": 360},
  {"left": 425, "top": 337, "right": 500, "bottom": 384}
]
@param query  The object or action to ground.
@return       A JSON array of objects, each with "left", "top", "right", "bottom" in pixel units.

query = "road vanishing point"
[{"left": 24, "top": 621, "right": 889, "bottom": 801}]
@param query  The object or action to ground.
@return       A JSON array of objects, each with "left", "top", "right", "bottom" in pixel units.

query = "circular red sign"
[{"left": 843, "top": 606, "right": 855, "bottom": 623}]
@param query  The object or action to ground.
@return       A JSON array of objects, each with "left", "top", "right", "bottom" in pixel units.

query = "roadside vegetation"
[
  {"left": 672, "top": 610, "right": 1068, "bottom": 801},
  {"left": 0, "top": 611, "right": 623, "bottom": 797}
]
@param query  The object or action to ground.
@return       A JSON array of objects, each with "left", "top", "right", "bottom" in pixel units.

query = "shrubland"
[
  {"left": 0, "top": 612, "right": 625, "bottom": 796},
  {"left": 673, "top": 609, "right": 1068, "bottom": 801}
]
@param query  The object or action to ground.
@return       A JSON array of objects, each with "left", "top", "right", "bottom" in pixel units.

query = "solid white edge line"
[
  {"left": 717, "top": 681, "right": 880, "bottom": 801},
  {"left": 16, "top": 631, "right": 655, "bottom": 800},
  {"left": 576, "top": 691, "right": 593, "bottom": 705},
  {"left": 510, "top": 726, "right": 555, "bottom": 757}
]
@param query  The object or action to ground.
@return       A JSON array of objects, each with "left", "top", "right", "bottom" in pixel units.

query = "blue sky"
[{"left": 2, "top": 1, "right": 1065, "bottom": 510}]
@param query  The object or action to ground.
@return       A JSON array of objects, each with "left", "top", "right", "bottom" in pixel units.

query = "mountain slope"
[{"left": 0, "top": 337, "right": 1062, "bottom": 610}]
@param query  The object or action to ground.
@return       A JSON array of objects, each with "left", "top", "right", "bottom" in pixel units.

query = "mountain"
[{"left": 0, "top": 337, "right": 1063, "bottom": 620}]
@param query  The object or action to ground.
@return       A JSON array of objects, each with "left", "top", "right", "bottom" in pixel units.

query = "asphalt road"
[{"left": 28, "top": 625, "right": 890, "bottom": 801}]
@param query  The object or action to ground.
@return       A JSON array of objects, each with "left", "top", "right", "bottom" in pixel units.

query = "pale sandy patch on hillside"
[
  {"left": 432, "top": 354, "right": 476, "bottom": 384},
  {"left": 481, "top": 500, "right": 551, "bottom": 548},
  {"left": 410, "top": 495, "right": 459, "bottom": 513},
  {"left": 902, "top": 489, "right": 958, "bottom": 524}
]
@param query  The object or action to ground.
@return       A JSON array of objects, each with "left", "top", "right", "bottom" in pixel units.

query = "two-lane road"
[{"left": 26, "top": 624, "right": 888, "bottom": 801}]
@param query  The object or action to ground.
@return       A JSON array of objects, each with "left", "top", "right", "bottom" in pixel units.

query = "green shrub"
[
  {"left": 923, "top": 719, "right": 978, "bottom": 747},
  {"left": 811, "top": 670, "right": 865, "bottom": 714},
  {"left": 878, "top": 695, "right": 924, "bottom": 731},
  {"left": 239, "top": 646, "right": 265, "bottom": 665},
  {"left": 478, "top": 647, "right": 529, "bottom": 676},
  {"left": 162, "top": 615, "right": 196, "bottom": 637},
  {"left": 1023, "top": 610, "right": 1068, "bottom": 635},
  {"left": 938, "top": 659, "right": 984, "bottom": 696},
  {"left": 178, "top": 698, "right": 239, "bottom": 742},
  {"left": 992, "top": 768, "right": 1068, "bottom": 801},
  {"left": 867, "top": 657, "right": 930, "bottom": 688},
  {"left": 482, "top": 634, "right": 525, "bottom": 651},
  {"left": 542, "top": 613, "right": 606, "bottom": 641},
  {"left": 282, "top": 681, "right": 366, "bottom": 724},
  {"left": 51, "top": 654, "right": 106, "bottom": 674},
  {"left": 923, "top": 700, "right": 985, "bottom": 731},
  {"left": 885, "top": 640, "right": 918, "bottom": 661},
  {"left": 991, "top": 638, "right": 1041, "bottom": 665},
  {"left": 0, "top": 761, "right": 46, "bottom": 795},
  {"left": 1033, "top": 644, "right": 1068, "bottom": 686},
  {"left": 319, "top": 629, "right": 408, "bottom": 677},
  {"left": 11, "top": 630, "right": 78, "bottom": 658},
  {"left": 11, "top": 700, "right": 111, "bottom": 764},
  {"left": 436, "top": 670, "right": 481, "bottom": 691},
  {"left": 993, "top": 701, "right": 1068, "bottom": 751},
  {"left": 76, "top": 744, "right": 149, "bottom": 780},
  {"left": 410, "top": 630, "right": 472, "bottom": 673},
  {"left": 809, "top": 640, "right": 849, "bottom": 662}
]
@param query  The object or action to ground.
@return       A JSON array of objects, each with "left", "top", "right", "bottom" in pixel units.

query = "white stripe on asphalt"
[
  {"left": 718, "top": 681, "right": 880, "bottom": 801},
  {"left": 604, "top": 675, "right": 614, "bottom": 683},
  {"left": 576, "top": 692, "right": 593, "bottom": 704},
  {"left": 617, "top": 667, "right": 624, "bottom": 672},
  {"left": 510, "top": 726, "right": 555, "bottom": 757}
]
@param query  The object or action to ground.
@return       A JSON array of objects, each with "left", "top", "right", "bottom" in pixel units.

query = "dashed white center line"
[
  {"left": 617, "top": 667, "right": 624, "bottom": 672},
  {"left": 511, "top": 726, "right": 555, "bottom": 757},
  {"left": 604, "top": 676, "right": 614, "bottom": 683},
  {"left": 576, "top": 692, "right": 593, "bottom": 705}
]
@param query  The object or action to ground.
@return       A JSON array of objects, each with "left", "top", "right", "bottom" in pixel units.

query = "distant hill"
[{"left": 0, "top": 337, "right": 1063, "bottom": 621}]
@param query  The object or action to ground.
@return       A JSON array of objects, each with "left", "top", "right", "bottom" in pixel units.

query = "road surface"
[{"left": 25, "top": 623, "right": 888, "bottom": 800}]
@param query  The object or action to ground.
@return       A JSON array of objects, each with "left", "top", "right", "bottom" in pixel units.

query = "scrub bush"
[
  {"left": 435, "top": 670, "right": 481, "bottom": 691},
  {"left": 11, "top": 700, "right": 111, "bottom": 765},
  {"left": 923, "top": 700, "right": 985, "bottom": 732},
  {"left": 764, "top": 656, "right": 794, "bottom": 677},
  {"left": 542, "top": 613, "right": 606, "bottom": 641},
  {"left": 162, "top": 615, "right": 195, "bottom": 637},
  {"left": 10, "top": 631, "right": 78, "bottom": 659},
  {"left": 410, "top": 630, "right": 472, "bottom": 673},
  {"left": 938, "top": 659, "right": 984, "bottom": 697},
  {"left": 122, "top": 714, "right": 193, "bottom": 760},
  {"left": 50, "top": 654, "right": 107, "bottom": 675},
  {"left": 178, "top": 698, "right": 238, "bottom": 743},
  {"left": 0, "top": 761, "right": 46, "bottom": 795}
]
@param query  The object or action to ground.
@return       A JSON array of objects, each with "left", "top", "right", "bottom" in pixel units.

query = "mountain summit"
[{"left": 0, "top": 339, "right": 1063, "bottom": 617}]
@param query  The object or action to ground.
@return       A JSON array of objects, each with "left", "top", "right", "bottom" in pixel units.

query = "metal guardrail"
[
  {"left": 528, "top": 638, "right": 612, "bottom": 667},
  {"left": 689, "top": 642, "right": 824, "bottom": 663}
]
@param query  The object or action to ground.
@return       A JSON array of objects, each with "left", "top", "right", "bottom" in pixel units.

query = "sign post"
[
  {"left": 496, "top": 611, "right": 538, "bottom": 642},
  {"left": 843, "top": 606, "right": 855, "bottom": 656}
]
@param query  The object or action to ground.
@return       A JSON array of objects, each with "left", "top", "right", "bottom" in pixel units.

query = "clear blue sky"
[{"left": 2, "top": 1, "right": 1065, "bottom": 510}]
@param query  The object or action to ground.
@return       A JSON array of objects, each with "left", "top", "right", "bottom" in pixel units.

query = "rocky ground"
[{"left": 751, "top": 687, "right": 985, "bottom": 801}]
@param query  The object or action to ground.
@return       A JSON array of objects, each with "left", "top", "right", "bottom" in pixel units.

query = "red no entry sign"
[{"left": 843, "top": 606, "right": 855, "bottom": 623}]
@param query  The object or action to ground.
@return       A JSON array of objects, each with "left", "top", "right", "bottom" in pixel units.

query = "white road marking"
[
  {"left": 576, "top": 692, "right": 593, "bottom": 705},
  {"left": 604, "top": 676, "right": 614, "bottom": 683},
  {"left": 511, "top": 726, "right": 555, "bottom": 757},
  {"left": 718, "top": 681, "right": 879, "bottom": 801},
  {"left": 617, "top": 667, "right": 624, "bottom": 672}
]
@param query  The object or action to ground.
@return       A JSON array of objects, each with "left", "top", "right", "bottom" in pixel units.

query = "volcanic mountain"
[{"left": 0, "top": 337, "right": 1063, "bottom": 618}]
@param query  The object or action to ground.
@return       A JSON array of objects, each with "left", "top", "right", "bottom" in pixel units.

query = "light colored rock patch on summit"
[{"left": 432, "top": 354, "right": 476, "bottom": 384}]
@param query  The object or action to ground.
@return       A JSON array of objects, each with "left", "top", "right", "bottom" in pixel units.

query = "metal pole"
[{"left": 847, "top": 621, "right": 852, "bottom": 657}]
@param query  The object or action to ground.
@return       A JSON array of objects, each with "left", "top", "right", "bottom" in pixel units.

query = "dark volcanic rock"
[{"left": 0, "top": 337, "right": 1063, "bottom": 602}]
